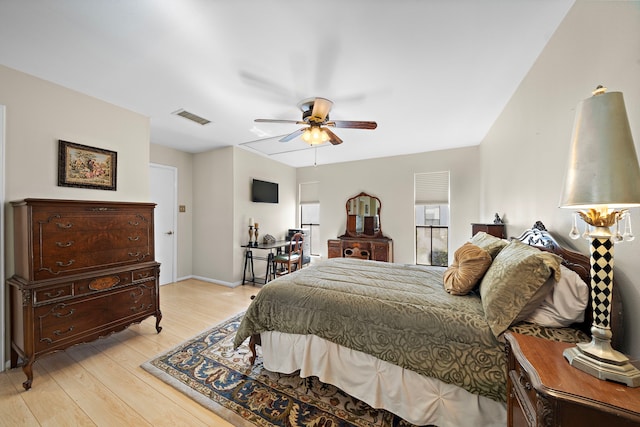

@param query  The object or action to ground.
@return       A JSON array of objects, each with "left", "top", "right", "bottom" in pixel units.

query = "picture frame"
[{"left": 58, "top": 140, "right": 117, "bottom": 191}]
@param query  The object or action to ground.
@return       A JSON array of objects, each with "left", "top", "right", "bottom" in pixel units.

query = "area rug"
[{"left": 141, "top": 312, "right": 421, "bottom": 427}]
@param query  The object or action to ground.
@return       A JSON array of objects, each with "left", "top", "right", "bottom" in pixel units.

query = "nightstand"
[{"left": 505, "top": 332, "right": 640, "bottom": 427}]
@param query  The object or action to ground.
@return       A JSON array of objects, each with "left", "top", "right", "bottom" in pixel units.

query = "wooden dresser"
[
  {"left": 505, "top": 332, "right": 640, "bottom": 427},
  {"left": 8, "top": 199, "right": 162, "bottom": 390},
  {"left": 327, "top": 237, "right": 393, "bottom": 262},
  {"left": 471, "top": 223, "right": 505, "bottom": 239},
  {"left": 328, "top": 192, "right": 393, "bottom": 262}
]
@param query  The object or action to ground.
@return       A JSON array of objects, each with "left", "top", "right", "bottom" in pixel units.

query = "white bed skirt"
[{"left": 260, "top": 331, "right": 506, "bottom": 427}]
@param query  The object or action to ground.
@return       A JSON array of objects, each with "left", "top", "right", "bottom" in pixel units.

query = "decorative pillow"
[
  {"left": 525, "top": 264, "right": 589, "bottom": 327},
  {"left": 479, "top": 239, "right": 562, "bottom": 338},
  {"left": 443, "top": 243, "right": 493, "bottom": 295},
  {"left": 469, "top": 232, "right": 508, "bottom": 259}
]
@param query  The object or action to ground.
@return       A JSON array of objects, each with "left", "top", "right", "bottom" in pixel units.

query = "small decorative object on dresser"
[
  {"left": 8, "top": 199, "right": 162, "bottom": 390},
  {"left": 505, "top": 332, "right": 640, "bottom": 427},
  {"left": 327, "top": 192, "right": 393, "bottom": 262}
]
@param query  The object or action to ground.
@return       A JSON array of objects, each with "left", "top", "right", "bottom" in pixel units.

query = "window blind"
[
  {"left": 415, "top": 171, "right": 449, "bottom": 204},
  {"left": 299, "top": 182, "right": 320, "bottom": 204}
]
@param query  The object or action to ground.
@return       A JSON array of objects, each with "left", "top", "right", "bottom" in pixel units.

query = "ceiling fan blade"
[
  {"left": 328, "top": 120, "right": 377, "bottom": 130},
  {"left": 279, "top": 128, "right": 306, "bottom": 142},
  {"left": 323, "top": 128, "right": 343, "bottom": 145},
  {"left": 255, "top": 119, "right": 304, "bottom": 125},
  {"left": 310, "top": 97, "right": 333, "bottom": 121}
]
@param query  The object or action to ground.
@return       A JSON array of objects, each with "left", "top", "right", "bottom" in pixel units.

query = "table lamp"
[{"left": 559, "top": 86, "right": 640, "bottom": 386}]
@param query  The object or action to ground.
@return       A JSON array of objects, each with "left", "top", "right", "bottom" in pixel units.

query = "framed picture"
[{"left": 58, "top": 140, "right": 117, "bottom": 191}]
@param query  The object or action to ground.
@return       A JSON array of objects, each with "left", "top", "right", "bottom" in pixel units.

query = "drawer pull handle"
[
  {"left": 135, "top": 272, "right": 150, "bottom": 279},
  {"left": 130, "top": 288, "right": 145, "bottom": 300},
  {"left": 53, "top": 326, "right": 74, "bottom": 336},
  {"left": 53, "top": 308, "right": 75, "bottom": 318},
  {"left": 128, "top": 236, "right": 140, "bottom": 241},
  {"left": 56, "top": 222, "right": 73, "bottom": 229},
  {"left": 519, "top": 371, "right": 532, "bottom": 390},
  {"left": 128, "top": 252, "right": 141, "bottom": 258},
  {"left": 56, "top": 260, "right": 75, "bottom": 267},
  {"left": 129, "top": 220, "right": 140, "bottom": 226},
  {"left": 44, "top": 289, "right": 65, "bottom": 298},
  {"left": 55, "top": 240, "right": 74, "bottom": 248},
  {"left": 130, "top": 303, "right": 152, "bottom": 312}
]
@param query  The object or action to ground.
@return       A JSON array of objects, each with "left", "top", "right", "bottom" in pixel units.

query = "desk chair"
[{"left": 273, "top": 232, "right": 304, "bottom": 276}]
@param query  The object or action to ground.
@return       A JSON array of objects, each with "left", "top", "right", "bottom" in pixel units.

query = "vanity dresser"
[
  {"left": 328, "top": 192, "right": 393, "bottom": 262},
  {"left": 8, "top": 199, "right": 162, "bottom": 390}
]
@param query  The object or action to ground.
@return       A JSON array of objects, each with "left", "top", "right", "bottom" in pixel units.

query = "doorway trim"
[{"left": 150, "top": 163, "right": 178, "bottom": 285}]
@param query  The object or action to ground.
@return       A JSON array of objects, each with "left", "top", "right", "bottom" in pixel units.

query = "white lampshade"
[{"left": 559, "top": 90, "right": 640, "bottom": 209}]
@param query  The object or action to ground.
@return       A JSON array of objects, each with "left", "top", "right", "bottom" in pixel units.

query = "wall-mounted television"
[{"left": 252, "top": 179, "right": 279, "bottom": 203}]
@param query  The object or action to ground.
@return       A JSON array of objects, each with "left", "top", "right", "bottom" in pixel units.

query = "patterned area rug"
[{"left": 141, "top": 312, "right": 422, "bottom": 427}]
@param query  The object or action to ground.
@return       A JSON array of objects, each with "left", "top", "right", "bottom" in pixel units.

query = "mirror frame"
[{"left": 341, "top": 192, "right": 384, "bottom": 238}]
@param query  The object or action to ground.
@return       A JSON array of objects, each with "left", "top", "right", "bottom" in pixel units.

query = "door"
[{"left": 150, "top": 163, "right": 177, "bottom": 285}]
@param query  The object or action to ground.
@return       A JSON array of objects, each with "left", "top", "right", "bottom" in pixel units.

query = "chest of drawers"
[{"left": 8, "top": 199, "right": 162, "bottom": 390}]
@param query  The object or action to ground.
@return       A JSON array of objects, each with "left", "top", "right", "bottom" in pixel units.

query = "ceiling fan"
[{"left": 254, "top": 97, "right": 377, "bottom": 145}]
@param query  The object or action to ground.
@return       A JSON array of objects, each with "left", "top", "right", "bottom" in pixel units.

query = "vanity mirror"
[{"left": 343, "top": 192, "right": 383, "bottom": 238}]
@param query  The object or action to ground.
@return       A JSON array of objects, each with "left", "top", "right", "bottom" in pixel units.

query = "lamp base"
[{"left": 563, "top": 340, "right": 640, "bottom": 387}]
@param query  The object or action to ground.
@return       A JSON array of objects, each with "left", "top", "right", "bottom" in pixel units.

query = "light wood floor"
[{"left": 0, "top": 279, "right": 260, "bottom": 427}]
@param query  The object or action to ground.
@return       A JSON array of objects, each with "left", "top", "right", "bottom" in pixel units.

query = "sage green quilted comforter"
[{"left": 234, "top": 258, "right": 586, "bottom": 402}]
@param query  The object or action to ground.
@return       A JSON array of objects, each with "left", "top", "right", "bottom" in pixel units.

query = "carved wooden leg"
[
  {"left": 22, "top": 355, "right": 35, "bottom": 390},
  {"left": 155, "top": 311, "right": 163, "bottom": 333},
  {"left": 248, "top": 333, "right": 261, "bottom": 365}
]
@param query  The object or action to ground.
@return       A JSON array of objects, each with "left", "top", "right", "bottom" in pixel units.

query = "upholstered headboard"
[{"left": 515, "top": 221, "right": 623, "bottom": 349}]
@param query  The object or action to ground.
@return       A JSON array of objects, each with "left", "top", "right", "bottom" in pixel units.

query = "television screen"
[{"left": 252, "top": 179, "right": 279, "bottom": 203}]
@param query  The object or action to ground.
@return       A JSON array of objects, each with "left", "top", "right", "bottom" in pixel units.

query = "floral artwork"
[{"left": 58, "top": 140, "right": 117, "bottom": 190}]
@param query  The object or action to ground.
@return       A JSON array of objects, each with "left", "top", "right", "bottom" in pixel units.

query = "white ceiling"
[{"left": 0, "top": 0, "right": 574, "bottom": 168}]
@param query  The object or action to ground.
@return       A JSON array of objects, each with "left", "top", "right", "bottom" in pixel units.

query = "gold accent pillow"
[
  {"left": 479, "top": 240, "right": 562, "bottom": 338},
  {"left": 443, "top": 243, "right": 493, "bottom": 295},
  {"left": 469, "top": 232, "right": 508, "bottom": 259}
]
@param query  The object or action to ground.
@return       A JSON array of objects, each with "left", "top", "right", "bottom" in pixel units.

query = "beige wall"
[
  {"left": 1, "top": 64, "right": 152, "bottom": 366},
  {"left": 479, "top": 1, "right": 640, "bottom": 357},
  {"left": 148, "top": 144, "right": 296, "bottom": 287},
  {"left": 1, "top": 64, "right": 152, "bottom": 277},
  {"left": 191, "top": 147, "right": 235, "bottom": 284},
  {"left": 233, "top": 147, "right": 297, "bottom": 282},
  {"left": 149, "top": 144, "right": 194, "bottom": 280},
  {"left": 296, "top": 146, "right": 480, "bottom": 264}
]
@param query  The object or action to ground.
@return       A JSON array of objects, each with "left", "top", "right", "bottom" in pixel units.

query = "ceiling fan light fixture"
[{"left": 302, "top": 127, "right": 328, "bottom": 145}]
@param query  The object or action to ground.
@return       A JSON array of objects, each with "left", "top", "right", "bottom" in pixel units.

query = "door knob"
[{"left": 165, "top": 231, "right": 174, "bottom": 235}]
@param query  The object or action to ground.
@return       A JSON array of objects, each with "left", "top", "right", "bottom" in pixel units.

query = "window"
[
  {"left": 299, "top": 182, "right": 320, "bottom": 256},
  {"left": 300, "top": 203, "right": 320, "bottom": 256},
  {"left": 415, "top": 172, "right": 450, "bottom": 266}
]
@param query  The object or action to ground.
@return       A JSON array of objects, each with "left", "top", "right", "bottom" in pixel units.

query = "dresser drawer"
[
  {"left": 36, "top": 247, "right": 152, "bottom": 280},
  {"left": 509, "top": 367, "right": 537, "bottom": 427},
  {"left": 33, "top": 282, "right": 157, "bottom": 354},
  {"left": 73, "top": 271, "right": 133, "bottom": 296},
  {"left": 132, "top": 267, "right": 156, "bottom": 282},
  {"left": 32, "top": 210, "right": 151, "bottom": 233},
  {"left": 33, "top": 283, "right": 74, "bottom": 305}
]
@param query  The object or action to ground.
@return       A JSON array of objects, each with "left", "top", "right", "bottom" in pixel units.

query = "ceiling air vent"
[{"left": 172, "top": 109, "right": 211, "bottom": 126}]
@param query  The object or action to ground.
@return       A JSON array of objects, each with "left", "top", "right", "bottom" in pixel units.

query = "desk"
[{"left": 242, "top": 240, "right": 289, "bottom": 285}]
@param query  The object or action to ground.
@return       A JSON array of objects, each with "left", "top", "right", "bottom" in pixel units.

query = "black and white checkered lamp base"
[{"left": 563, "top": 234, "right": 640, "bottom": 387}]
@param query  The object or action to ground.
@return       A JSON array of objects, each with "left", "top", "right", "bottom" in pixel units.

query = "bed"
[{"left": 233, "top": 222, "right": 622, "bottom": 426}]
